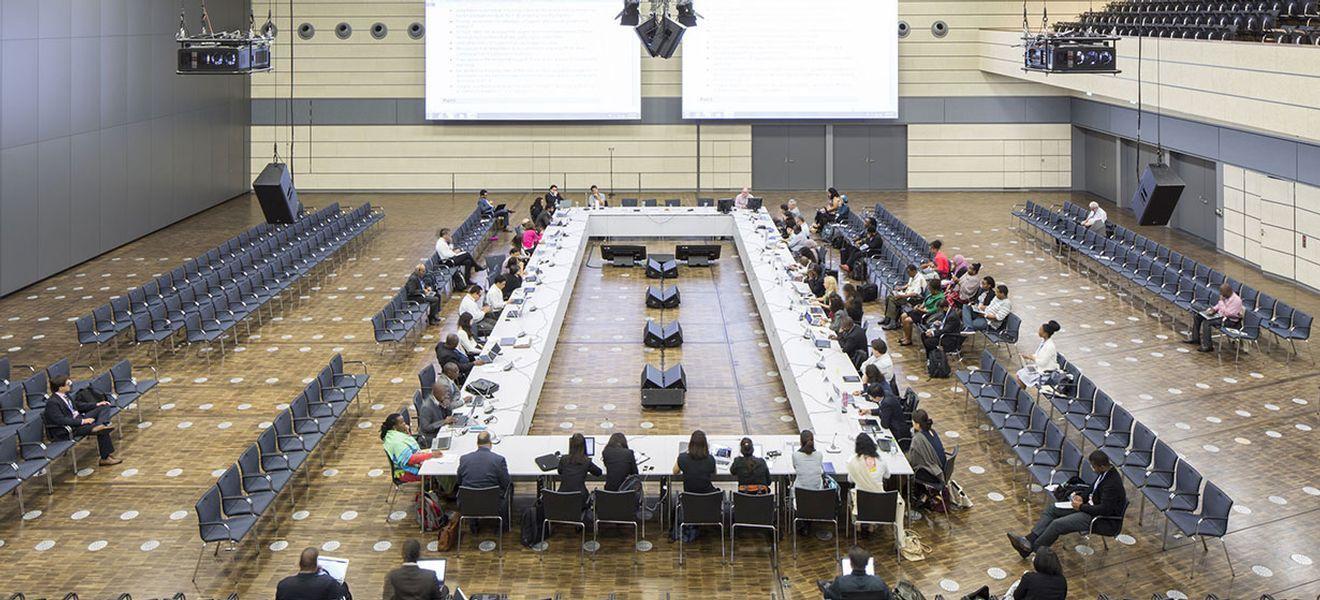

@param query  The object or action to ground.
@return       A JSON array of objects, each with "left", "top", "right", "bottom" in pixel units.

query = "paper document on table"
[
  {"left": 430, "top": 455, "right": 457, "bottom": 464},
  {"left": 317, "top": 556, "right": 349, "bottom": 582}
]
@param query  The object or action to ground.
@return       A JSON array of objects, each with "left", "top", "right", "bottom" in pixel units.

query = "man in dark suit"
[
  {"left": 382, "top": 539, "right": 442, "bottom": 600},
  {"left": 1008, "top": 450, "right": 1127, "bottom": 557},
  {"left": 919, "top": 309, "right": 964, "bottom": 355},
  {"left": 535, "top": 201, "right": 555, "bottom": 230},
  {"left": 836, "top": 316, "right": 868, "bottom": 368},
  {"left": 435, "top": 335, "right": 486, "bottom": 379},
  {"left": 457, "top": 431, "right": 511, "bottom": 529},
  {"left": 275, "top": 547, "right": 351, "bottom": 600},
  {"left": 416, "top": 381, "right": 456, "bottom": 447},
  {"left": 405, "top": 263, "right": 442, "bottom": 325},
  {"left": 43, "top": 375, "right": 120, "bottom": 465},
  {"left": 820, "top": 546, "right": 891, "bottom": 599}
]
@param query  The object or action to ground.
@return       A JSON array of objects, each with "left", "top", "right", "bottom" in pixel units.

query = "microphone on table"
[{"left": 827, "top": 432, "right": 841, "bottom": 454}]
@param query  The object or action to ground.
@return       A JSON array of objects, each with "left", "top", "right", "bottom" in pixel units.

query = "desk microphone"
[{"left": 827, "top": 433, "right": 841, "bottom": 454}]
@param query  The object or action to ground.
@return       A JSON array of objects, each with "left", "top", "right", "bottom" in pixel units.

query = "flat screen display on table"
[
  {"left": 425, "top": 0, "right": 641, "bottom": 120},
  {"left": 680, "top": 0, "right": 899, "bottom": 119}
]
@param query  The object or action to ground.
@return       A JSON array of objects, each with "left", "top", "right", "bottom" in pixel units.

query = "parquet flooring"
[{"left": 0, "top": 190, "right": 1314, "bottom": 599}]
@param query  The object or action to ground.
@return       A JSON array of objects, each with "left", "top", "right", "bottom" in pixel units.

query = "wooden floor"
[{"left": 0, "top": 191, "right": 1316, "bottom": 599}]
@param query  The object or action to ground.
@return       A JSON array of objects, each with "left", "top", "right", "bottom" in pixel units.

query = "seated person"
[
  {"left": 963, "top": 283, "right": 1012, "bottom": 333},
  {"left": 44, "top": 375, "right": 120, "bottom": 466},
  {"left": 416, "top": 381, "right": 457, "bottom": 447},
  {"left": 457, "top": 431, "right": 511, "bottom": 527},
  {"left": 819, "top": 546, "right": 892, "bottom": 600},
  {"left": 835, "top": 316, "right": 868, "bottom": 368},
  {"left": 729, "top": 437, "right": 770, "bottom": 494},
  {"left": 459, "top": 285, "right": 497, "bottom": 337},
  {"left": 405, "top": 263, "right": 443, "bottom": 325},
  {"left": 920, "top": 239, "right": 951, "bottom": 281},
  {"left": 1010, "top": 547, "right": 1068, "bottom": 600},
  {"left": 1185, "top": 282, "right": 1242, "bottom": 352},
  {"left": 906, "top": 410, "right": 949, "bottom": 506},
  {"left": 544, "top": 184, "right": 565, "bottom": 209},
  {"left": 1014, "top": 321, "right": 1060, "bottom": 389},
  {"left": 813, "top": 190, "right": 845, "bottom": 231},
  {"left": 535, "top": 202, "right": 555, "bottom": 230},
  {"left": 1081, "top": 201, "right": 1107, "bottom": 231},
  {"left": 602, "top": 432, "right": 639, "bottom": 492},
  {"left": 734, "top": 186, "right": 753, "bottom": 209},
  {"left": 276, "top": 547, "right": 352, "bottom": 600},
  {"left": 672, "top": 430, "right": 718, "bottom": 541},
  {"left": 435, "top": 228, "right": 485, "bottom": 282},
  {"left": 382, "top": 539, "right": 443, "bottom": 600},
  {"left": 898, "top": 279, "right": 946, "bottom": 346},
  {"left": 436, "top": 362, "right": 462, "bottom": 401},
  {"left": 529, "top": 197, "right": 545, "bottom": 223},
  {"left": 792, "top": 430, "right": 826, "bottom": 491},
  {"left": 586, "top": 184, "right": 608, "bottom": 209},
  {"left": 919, "top": 307, "right": 964, "bottom": 355},
  {"left": 381, "top": 413, "right": 438, "bottom": 483},
  {"left": 476, "top": 189, "right": 511, "bottom": 231},
  {"left": 435, "top": 334, "right": 487, "bottom": 379},
  {"left": 486, "top": 275, "right": 508, "bottom": 313},
  {"left": 557, "top": 433, "right": 602, "bottom": 506},
  {"left": 1008, "top": 451, "right": 1125, "bottom": 558},
  {"left": 950, "top": 262, "right": 984, "bottom": 305},
  {"left": 502, "top": 258, "right": 524, "bottom": 298},
  {"left": 522, "top": 223, "right": 543, "bottom": 251},
  {"left": 786, "top": 223, "right": 810, "bottom": 254},
  {"left": 456, "top": 313, "right": 483, "bottom": 357},
  {"left": 880, "top": 265, "right": 926, "bottom": 329},
  {"left": 859, "top": 339, "right": 894, "bottom": 383}
]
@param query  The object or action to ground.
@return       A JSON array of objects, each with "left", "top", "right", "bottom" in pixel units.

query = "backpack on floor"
[
  {"left": 416, "top": 491, "right": 443, "bottom": 532},
  {"left": 435, "top": 510, "right": 461, "bottom": 551},
  {"left": 859, "top": 282, "right": 879, "bottom": 302},
  {"left": 519, "top": 501, "right": 545, "bottom": 548},
  {"left": 926, "top": 347, "right": 951, "bottom": 378},
  {"left": 892, "top": 580, "right": 927, "bottom": 600}
]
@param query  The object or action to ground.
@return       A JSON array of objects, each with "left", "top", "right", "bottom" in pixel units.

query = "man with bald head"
[
  {"left": 275, "top": 547, "right": 350, "bottom": 600},
  {"left": 417, "top": 380, "right": 457, "bottom": 446},
  {"left": 734, "top": 186, "right": 753, "bottom": 209},
  {"left": 435, "top": 334, "right": 486, "bottom": 379},
  {"left": 405, "top": 263, "right": 442, "bottom": 325},
  {"left": 457, "top": 431, "right": 511, "bottom": 531}
]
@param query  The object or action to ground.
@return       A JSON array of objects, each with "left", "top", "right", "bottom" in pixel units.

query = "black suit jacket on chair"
[{"left": 435, "top": 343, "right": 473, "bottom": 375}]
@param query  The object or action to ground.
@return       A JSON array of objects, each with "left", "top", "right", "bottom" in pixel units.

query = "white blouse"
[
  {"left": 1034, "top": 337, "right": 1059, "bottom": 373},
  {"left": 457, "top": 328, "right": 481, "bottom": 355}
]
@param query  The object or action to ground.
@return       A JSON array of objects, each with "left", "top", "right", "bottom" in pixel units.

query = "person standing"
[{"left": 43, "top": 375, "right": 120, "bottom": 466}]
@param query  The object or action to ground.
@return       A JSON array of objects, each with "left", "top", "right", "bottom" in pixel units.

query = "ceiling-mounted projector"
[
  {"left": 621, "top": 0, "right": 698, "bottom": 59},
  {"left": 176, "top": 2, "right": 273, "bottom": 74}
]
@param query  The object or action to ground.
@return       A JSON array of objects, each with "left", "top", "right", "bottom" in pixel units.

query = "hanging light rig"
[
  {"left": 176, "top": 0, "right": 274, "bottom": 74},
  {"left": 1021, "top": 0, "right": 1120, "bottom": 74}
]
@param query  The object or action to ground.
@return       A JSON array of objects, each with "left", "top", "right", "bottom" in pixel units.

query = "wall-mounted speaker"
[
  {"left": 371, "top": 22, "right": 388, "bottom": 39},
  {"left": 408, "top": 22, "right": 425, "bottom": 39},
  {"left": 932, "top": 20, "right": 949, "bottom": 37},
  {"left": 298, "top": 23, "right": 315, "bottom": 39},
  {"left": 335, "top": 22, "right": 353, "bottom": 39}
]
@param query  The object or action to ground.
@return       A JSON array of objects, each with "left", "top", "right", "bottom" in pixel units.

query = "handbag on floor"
[
  {"left": 899, "top": 530, "right": 930, "bottom": 562},
  {"left": 949, "top": 479, "right": 974, "bottom": 509}
]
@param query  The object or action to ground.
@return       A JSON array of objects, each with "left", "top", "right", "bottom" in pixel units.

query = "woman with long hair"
[
  {"left": 455, "top": 312, "right": 481, "bottom": 356},
  {"left": 673, "top": 430, "right": 715, "bottom": 493},
  {"left": 792, "top": 430, "right": 825, "bottom": 491},
  {"left": 602, "top": 432, "right": 638, "bottom": 491},
  {"left": 556, "top": 432, "right": 602, "bottom": 501}
]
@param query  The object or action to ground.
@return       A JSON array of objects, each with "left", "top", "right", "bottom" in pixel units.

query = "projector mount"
[{"left": 176, "top": 0, "right": 275, "bottom": 74}]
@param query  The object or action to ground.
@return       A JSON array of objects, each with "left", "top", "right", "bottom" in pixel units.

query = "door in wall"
[
  {"left": 1119, "top": 140, "right": 1161, "bottom": 211},
  {"left": 1168, "top": 153, "right": 1218, "bottom": 244},
  {"left": 832, "top": 125, "right": 908, "bottom": 190},
  {"left": 1254, "top": 172, "right": 1295, "bottom": 279},
  {"left": 752, "top": 125, "right": 826, "bottom": 190},
  {"left": 1081, "top": 129, "right": 1117, "bottom": 203}
]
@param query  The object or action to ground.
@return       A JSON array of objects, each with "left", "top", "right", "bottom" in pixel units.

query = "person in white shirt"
[
  {"left": 962, "top": 284, "right": 1013, "bottom": 332},
  {"left": 458, "top": 285, "right": 495, "bottom": 337},
  {"left": 859, "top": 338, "right": 894, "bottom": 383},
  {"left": 786, "top": 223, "right": 809, "bottom": 253},
  {"left": 434, "top": 227, "right": 484, "bottom": 281},
  {"left": 486, "top": 276, "right": 507, "bottom": 313},
  {"left": 586, "top": 184, "right": 608, "bottom": 209},
  {"left": 734, "top": 187, "right": 753, "bottom": 209},
  {"left": 1015, "top": 320, "right": 1061, "bottom": 389},
  {"left": 1082, "top": 201, "right": 1107, "bottom": 230},
  {"left": 881, "top": 265, "right": 926, "bottom": 328},
  {"left": 456, "top": 312, "right": 482, "bottom": 356},
  {"left": 786, "top": 198, "right": 803, "bottom": 222}
]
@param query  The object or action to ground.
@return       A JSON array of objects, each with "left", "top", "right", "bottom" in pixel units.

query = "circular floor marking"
[
  {"left": 427, "top": 541, "right": 438, "bottom": 552},
  {"left": 1234, "top": 437, "right": 1251, "bottom": 445},
  {"left": 35, "top": 540, "right": 56, "bottom": 551},
  {"left": 170, "top": 510, "right": 188, "bottom": 520},
  {"left": 1222, "top": 377, "right": 1238, "bottom": 384},
  {"left": 1233, "top": 505, "right": 1252, "bottom": 515},
  {"left": 121, "top": 510, "right": 139, "bottom": 520},
  {"left": 1266, "top": 430, "right": 1283, "bottom": 438},
  {"left": 987, "top": 568, "right": 1007, "bottom": 580},
  {"left": 321, "top": 541, "right": 341, "bottom": 552},
  {"left": 1205, "top": 416, "right": 1222, "bottom": 424},
  {"left": 77, "top": 468, "right": 95, "bottom": 477},
  {"left": 945, "top": 431, "right": 960, "bottom": 439},
  {"left": 1202, "top": 444, "right": 1220, "bottom": 453},
  {"left": 779, "top": 415, "right": 794, "bottom": 422},
  {"left": 1297, "top": 423, "right": 1313, "bottom": 432},
  {"left": 373, "top": 541, "right": 392, "bottom": 552},
  {"left": 938, "top": 579, "right": 959, "bottom": 592},
  {"left": 1235, "top": 410, "right": 1252, "bottom": 417},
  {"left": 341, "top": 510, "right": 358, "bottom": 521},
  {"left": 1139, "top": 393, "right": 1154, "bottom": 401},
  {"left": 1168, "top": 388, "right": 1182, "bottom": 395},
  {"left": 986, "top": 492, "right": 1005, "bottom": 502},
  {"left": 602, "top": 403, "right": 616, "bottom": 411},
  {"left": 88, "top": 540, "right": 108, "bottom": 551},
  {"left": 1116, "top": 534, "right": 1136, "bottom": 545},
  {"left": 1264, "top": 403, "right": 1280, "bottom": 411},
  {"left": 266, "top": 377, "right": 280, "bottom": 384},
  {"left": 906, "top": 374, "right": 919, "bottom": 382},
  {"left": 640, "top": 421, "right": 654, "bottom": 429},
  {"left": 1268, "top": 495, "right": 1287, "bottom": 505},
  {"left": 1303, "top": 486, "right": 1320, "bottom": 496},
  {"left": 389, "top": 511, "right": 407, "bottom": 521},
  {"left": 559, "top": 422, "right": 573, "bottom": 429},
  {"left": 165, "top": 468, "right": 183, "bottom": 477},
  {"left": 357, "top": 421, "right": 371, "bottom": 429},
  {"left": 323, "top": 468, "right": 339, "bottom": 477},
  {"left": 968, "top": 466, "right": 985, "bottom": 474},
  {"left": 217, "top": 422, "right": 232, "bottom": 430},
  {"left": 368, "top": 469, "right": 384, "bottom": 478},
  {"left": 292, "top": 510, "right": 310, "bottom": 520},
  {"left": 141, "top": 540, "right": 160, "bottom": 551},
  {"left": 71, "top": 510, "right": 90, "bottom": 520},
  {"left": 1249, "top": 372, "right": 1264, "bottom": 379},
  {"left": 210, "top": 469, "right": 225, "bottom": 477},
  {"left": 270, "top": 541, "right": 289, "bottom": 552},
  {"left": 1075, "top": 544, "right": 1095, "bottom": 556},
  {"left": 1252, "top": 565, "right": 1273, "bottom": 577},
  {"left": 1166, "top": 591, "right": 1187, "bottom": 600}
]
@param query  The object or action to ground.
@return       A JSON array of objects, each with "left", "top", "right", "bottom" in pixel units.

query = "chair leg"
[
  {"left": 1221, "top": 537, "right": 1236, "bottom": 578},
  {"left": 192, "top": 542, "right": 209, "bottom": 583},
  {"left": 456, "top": 518, "right": 464, "bottom": 558}
]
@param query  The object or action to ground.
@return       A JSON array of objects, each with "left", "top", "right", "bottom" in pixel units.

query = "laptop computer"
[
  {"left": 417, "top": 559, "right": 446, "bottom": 581},
  {"left": 477, "top": 342, "right": 502, "bottom": 363},
  {"left": 584, "top": 436, "right": 596, "bottom": 457}
]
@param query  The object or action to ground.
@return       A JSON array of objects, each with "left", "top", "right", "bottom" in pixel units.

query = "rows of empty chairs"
[
  {"left": 860, "top": 203, "right": 933, "bottom": 294},
  {"left": 0, "top": 355, "right": 158, "bottom": 513},
  {"left": 192, "top": 354, "right": 369, "bottom": 580},
  {"left": 76, "top": 203, "right": 383, "bottom": 364},
  {"left": 1053, "top": 0, "right": 1320, "bottom": 42},
  {"left": 373, "top": 206, "right": 495, "bottom": 351},
  {"left": 959, "top": 349, "right": 1236, "bottom": 577},
  {"left": 1013, "top": 200, "right": 1312, "bottom": 363}
]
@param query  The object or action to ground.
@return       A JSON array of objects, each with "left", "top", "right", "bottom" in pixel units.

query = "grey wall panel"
[
  {"left": 69, "top": 130, "right": 101, "bottom": 259},
  {"left": 38, "top": 0, "right": 71, "bottom": 38},
  {"left": 38, "top": 37, "right": 73, "bottom": 140},
  {"left": 1, "top": 0, "right": 39, "bottom": 40},
  {"left": 1071, "top": 98, "right": 1109, "bottom": 131},
  {"left": 1298, "top": 143, "right": 1320, "bottom": 188},
  {"left": 1, "top": 144, "right": 39, "bottom": 292},
  {"left": 150, "top": 35, "right": 175, "bottom": 119},
  {"left": 149, "top": 115, "right": 174, "bottom": 229},
  {"left": 1, "top": 39, "right": 39, "bottom": 148},
  {"left": 37, "top": 138, "right": 72, "bottom": 275},
  {"left": 1168, "top": 152, "right": 1218, "bottom": 243},
  {"left": 315, "top": 99, "right": 400, "bottom": 126},
  {"left": 1071, "top": 127, "right": 1086, "bottom": 191},
  {"left": 100, "top": 0, "right": 128, "bottom": 37},
  {"left": 125, "top": 35, "right": 151, "bottom": 124},
  {"left": 1219, "top": 128, "right": 1297, "bottom": 180},
  {"left": 99, "top": 36, "right": 127, "bottom": 128},
  {"left": 944, "top": 96, "right": 1020, "bottom": 123},
  {"left": 70, "top": 0, "right": 101, "bottom": 38},
  {"left": 125, "top": 0, "right": 150, "bottom": 36},
  {"left": 1157, "top": 115, "right": 1218, "bottom": 160},
  {"left": 98, "top": 125, "right": 129, "bottom": 250},
  {"left": 69, "top": 36, "right": 101, "bottom": 135},
  {"left": 124, "top": 121, "right": 151, "bottom": 240},
  {"left": 897, "top": 97, "right": 945, "bottom": 124}
]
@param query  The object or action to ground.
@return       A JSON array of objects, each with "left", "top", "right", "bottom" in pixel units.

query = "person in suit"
[
  {"left": 43, "top": 375, "right": 120, "bottom": 465},
  {"left": 1008, "top": 450, "right": 1126, "bottom": 557},
  {"left": 836, "top": 316, "right": 868, "bottom": 368},
  {"left": 919, "top": 306, "right": 964, "bottom": 355},
  {"left": 275, "top": 547, "right": 351, "bottom": 600},
  {"left": 556, "top": 433, "right": 602, "bottom": 503},
  {"left": 435, "top": 335, "right": 485, "bottom": 379},
  {"left": 544, "top": 184, "right": 565, "bottom": 209},
  {"left": 1009, "top": 547, "right": 1068, "bottom": 600},
  {"left": 602, "top": 432, "right": 638, "bottom": 491},
  {"left": 820, "top": 546, "right": 891, "bottom": 599},
  {"left": 860, "top": 365, "right": 911, "bottom": 452},
  {"left": 405, "top": 264, "right": 442, "bottom": 325},
  {"left": 476, "top": 189, "right": 511, "bottom": 231},
  {"left": 436, "top": 362, "right": 462, "bottom": 401},
  {"left": 457, "top": 431, "right": 511, "bottom": 528},
  {"left": 415, "top": 381, "right": 456, "bottom": 447},
  {"left": 382, "top": 539, "right": 442, "bottom": 600},
  {"left": 535, "top": 201, "right": 555, "bottom": 230}
]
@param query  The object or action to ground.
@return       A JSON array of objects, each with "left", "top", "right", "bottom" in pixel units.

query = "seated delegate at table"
[
  {"left": 1185, "top": 282, "right": 1242, "bottom": 352},
  {"left": 535, "top": 202, "right": 555, "bottom": 230},
  {"left": 528, "top": 197, "right": 545, "bottom": 224},
  {"left": 557, "top": 433, "right": 602, "bottom": 503},
  {"left": 382, "top": 413, "right": 438, "bottom": 484},
  {"left": 734, "top": 186, "right": 753, "bottom": 209},
  {"left": 545, "top": 184, "right": 565, "bottom": 209},
  {"left": 415, "top": 381, "right": 457, "bottom": 447},
  {"left": 456, "top": 313, "right": 483, "bottom": 357},
  {"left": 586, "top": 184, "right": 608, "bottom": 209},
  {"left": 457, "top": 431, "right": 511, "bottom": 527},
  {"left": 436, "top": 362, "right": 462, "bottom": 400},
  {"left": 276, "top": 547, "right": 352, "bottom": 600},
  {"left": 792, "top": 430, "right": 826, "bottom": 491},
  {"left": 435, "top": 334, "right": 486, "bottom": 379},
  {"left": 729, "top": 437, "right": 770, "bottom": 494},
  {"left": 860, "top": 339, "right": 894, "bottom": 383},
  {"left": 459, "top": 285, "right": 496, "bottom": 337},
  {"left": 672, "top": 430, "right": 718, "bottom": 541},
  {"left": 819, "top": 546, "right": 892, "bottom": 600},
  {"left": 1008, "top": 450, "right": 1125, "bottom": 557},
  {"left": 835, "top": 316, "right": 868, "bottom": 367},
  {"left": 1010, "top": 547, "right": 1068, "bottom": 600},
  {"left": 486, "top": 275, "right": 508, "bottom": 313},
  {"left": 1014, "top": 320, "right": 1061, "bottom": 389},
  {"left": 602, "top": 432, "right": 639, "bottom": 491}
]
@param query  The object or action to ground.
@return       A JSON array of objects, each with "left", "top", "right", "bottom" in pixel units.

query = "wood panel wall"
[{"left": 908, "top": 123, "right": 1071, "bottom": 189}]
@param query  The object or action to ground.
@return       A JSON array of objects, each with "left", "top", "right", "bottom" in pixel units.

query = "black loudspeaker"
[
  {"left": 646, "top": 258, "right": 679, "bottom": 279},
  {"left": 253, "top": 162, "right": 303, "bottom": 224},
  {"left": 645, "top": 286, "right": 681, "bottom": 308},
  {"left": 1129, "top": 164, "right": 1186, "bottom": 226},
  {"left": 640, "top": 364, "right": 686, "bottom": 408},
  {"left": 643, "top": 321, "right": 683, "bottom": 348}
]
